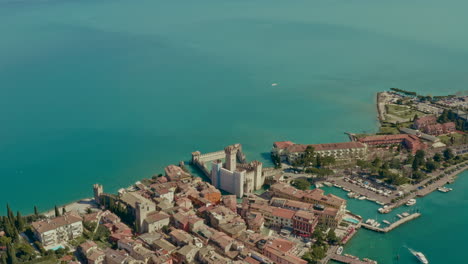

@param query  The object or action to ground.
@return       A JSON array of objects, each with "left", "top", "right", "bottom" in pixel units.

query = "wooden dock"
[
  {"left": 330, "top": 254, "right": 377, "bottom": 264},
  {"left": 361, "top": 213, "right": 420, "bottom": 233}
]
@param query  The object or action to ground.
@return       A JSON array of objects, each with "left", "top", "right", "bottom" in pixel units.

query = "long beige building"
[
  {"left": 272, "top": 141, "right": 367, "bottom": 163},
  {"left": 32, "top": 212, "right": 83, "bottom": 248}
]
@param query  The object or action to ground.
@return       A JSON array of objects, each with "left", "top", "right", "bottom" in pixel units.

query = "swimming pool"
[
  {"left": 344, "top": 217, "right": 360, "bottom": 224},
  {"left": 50, "top": 245, "right": 64, "bottom": 251}
]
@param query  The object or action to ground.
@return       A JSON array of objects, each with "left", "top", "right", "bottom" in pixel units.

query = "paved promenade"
[{"left": 361, "top": 213, "right": 420, "bottom": 233}]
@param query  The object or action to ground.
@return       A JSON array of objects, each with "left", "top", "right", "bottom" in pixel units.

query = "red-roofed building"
[
  {"left": 263, "top": 245, "right": 307, "bottom": 264},
  {"left": 414, "top": 115, "right": 456, "bottom": 135},
  {"left": 358, "top": 134, "right": 426, "bottom": 154},
  {"left": 292, "top": 211, "right": 318, "bottom": 237}
]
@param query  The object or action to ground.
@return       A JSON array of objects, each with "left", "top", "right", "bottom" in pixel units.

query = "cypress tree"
[
  {"left": 6, "top": 205, "right": 14, "bottom": 224},
  {"left": 3, "top": 218, "right": 16, "bottom": 239},
  {"left": 6, "top": 243, "right": 17, "bottom": 264},
  {"left": 62, "top": 207, "right": 66, "bottom": 215},
  {"left": 34, "top": 206, "right": 39, "bottom": 217},
  {"left": 54, "top": 206, "right": 60, "bottom": 217},
  {"left": 15, "top": 212, "right": 24, "bottom": 232},
  {"left": 1, "top": 253, "right": 7, "bottom": 264}
]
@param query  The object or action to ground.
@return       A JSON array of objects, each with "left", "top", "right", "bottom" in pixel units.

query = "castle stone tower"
[
  {"left": 93, "top": 184, "right": 103, "bottom": 205},
  {"left": 136, "top": 201, "right": 152, "bottom": 233},
  {"left": 251, "top": 161, "right": 264, "bottom": 190},
  {"left": 224, "top": 145, "right": 238, "bottom": 171}
]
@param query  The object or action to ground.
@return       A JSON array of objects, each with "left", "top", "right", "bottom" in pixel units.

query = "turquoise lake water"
[
  {"left": 326, "top": 171, "right": 468, "bottom": 264},
  {"left": 1, "top": 0, "right": 468, "bottom": 262}
]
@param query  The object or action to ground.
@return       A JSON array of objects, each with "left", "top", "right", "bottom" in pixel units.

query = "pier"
[
  {"left": 329, "top": 254, "right": 377, "bottom": 264},
  {"left": 361, "top": 213, "right": 420, "bottom": 233}
]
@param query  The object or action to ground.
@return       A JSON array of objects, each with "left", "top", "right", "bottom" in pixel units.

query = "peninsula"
[{"left": 1, "top": 90, "right": 467, "bottom": 264}]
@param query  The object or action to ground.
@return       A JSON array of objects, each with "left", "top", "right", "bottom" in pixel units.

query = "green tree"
[
  {"left": 433, "top": 153, "right": 443, "bottom": 162},
  {"left": 291, "top": 179, "right": 310, "bottom": 190},
  {"left": 15, "top": 212, "right": 24, "bottom": 232},
  {"left": 54, "top": 206, "right": 60, "bottom": 217},
  {"left": 1, "top": 253, "right": 6, "bottom": 264},
  {"left": 6, "top": 243, "right": 17, "bottom": 264},
  {"left": 0, "top": 237, "right": 12, "bottom": 246},
  {"left": 438, "top": 110, "right": 449, "bottom": 123},
  {"left": 161, "top": 225, "right": 170, "bottom": 234},
  {"left": 443, "top": 148, "right": 455, "bottom": 161},
  {"left": 326, "top": 229, "right": 338, "bottom": 245},
  {"left": 389, "top": 158, "right": 401, "bottom": 169},
  {"left": 62, "top": 207, "right": 66, "bottom": 215},
  {"left": 34, "top": 206, "right": 39, "bottom": 217},
  {"left": 320, "top": 156, "right": 336, "bottom": 167},
  {"left": 6, "top": 205, "right": 14, "bottom": 224},
  {"left": 93, "top": 225, "right": 111, "bottom": 242},
  {"left": 425, "top": 161, "right": 440, "bottom": 172}
]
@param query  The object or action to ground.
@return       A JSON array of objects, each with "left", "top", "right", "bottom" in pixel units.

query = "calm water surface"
[{"left": 1, "top": 0, "right": 468, "bottom": 262}]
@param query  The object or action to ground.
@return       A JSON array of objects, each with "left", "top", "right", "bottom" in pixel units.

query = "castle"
[{"left": 198, "top": 144, "right": 263, "bottom": 198}]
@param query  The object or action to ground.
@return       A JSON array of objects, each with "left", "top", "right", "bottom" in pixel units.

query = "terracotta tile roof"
[
  {"left": 272, "top": 208, "right": 295, "bottom": 219},
  {"left": 244, "top": 257, "right": 261, "bottom": 264},
  {"left": 32, "top": 212, "right": 82, "bottom": 233},
  {"left": 145, "top": 212, "right": 170, "bottom": 224},
  {"left": 79, "top": 240, "right": 97, "bottom": 253},
  {"left": 293, "top": 210, "right": 315, "bottom": 221},
  {"left": 268, "top": 238, "right": 295, "bottom": 253},
  {"left": 273, "top": 141, "right": 295, "bottom": 149}
]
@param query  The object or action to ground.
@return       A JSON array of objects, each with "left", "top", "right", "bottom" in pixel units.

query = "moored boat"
[
  {"left": 437, "top": 186, "right": 452, "bottom": 193},
  {"left": 406, "top": 199, "right": 416, "bottom": 206},
  {"left": 336, "top": 246, "right": 343, "bottom": 255}
]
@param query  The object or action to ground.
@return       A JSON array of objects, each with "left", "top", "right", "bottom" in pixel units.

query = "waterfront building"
[
  {"left": 292, "top": 210, "right": 319, "bottom": 237},
  {"left": 358, "top": 134, "right": 426, "bottom": 154},
  {"left": 270, "top": 197, "right": 342, "bottom": 228},
  {"left": 269, "top": 183, "right": 346, "bottom": 227},
  {"left": 414, "top": 115, "right": 456, "bottom": 135},
  {"left": 269, "top": 207, "right": 295, "bottom": 228},
  {"left": 31, "top": 212, "right": 83, "bottom": 248},
  {"left": 272, "top": 141, "right": 367, "bottom": 163},
  {"left": 258, "top": 238, "right": 306, "bottom": 264},
  {"left": 164, "top": 165, "right": 191, "bottom": 182}
]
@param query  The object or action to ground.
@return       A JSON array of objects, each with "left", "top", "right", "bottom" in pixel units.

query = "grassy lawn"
[
  {"left": 385, "top": 104, "right": 427, "bottom": 120},
  {"left": 438, "top": 133, "right": 468, "bottom": 146},
  {"left": 379, "top": 126, "right": 399, "bottom": 134}
]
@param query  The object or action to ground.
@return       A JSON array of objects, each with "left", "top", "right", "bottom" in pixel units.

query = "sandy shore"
[{"left": 42, "top": 198, "right": 97, "bottom": 217}]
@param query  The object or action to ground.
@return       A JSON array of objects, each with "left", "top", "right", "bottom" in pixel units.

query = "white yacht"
[
  {"left": 409, "top": 248, "right": 429, "bottom": 264},
  {"left": 437, "top": 187, "right": 452, "bottom": 193},
  {"left": 406, "top": 199, "right": 416, "bottom": 206},
  {"left": 336, "top": 246, "right": 343, "bottom": 255}
]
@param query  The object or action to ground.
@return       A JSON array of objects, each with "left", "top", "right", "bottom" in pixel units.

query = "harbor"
[
  {"left": 361, "top": 213, "right": 421, "bottom": 233},
  {"left": 329, "top": 253, "right": 377, "bottom": 264}
]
